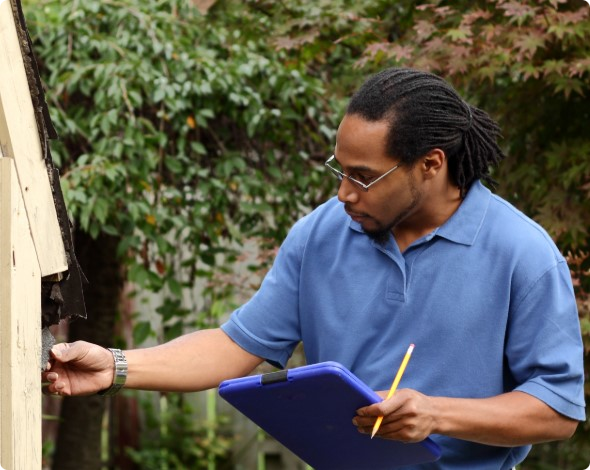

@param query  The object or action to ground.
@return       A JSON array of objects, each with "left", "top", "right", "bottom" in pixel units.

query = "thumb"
[{"left": 50, "top": 342, "right": 77, "bottom": 362}]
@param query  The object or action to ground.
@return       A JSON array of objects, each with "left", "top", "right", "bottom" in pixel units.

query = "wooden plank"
[
  {"left": 0, "top": 0, "right": 67, "bottom": 276},
  {"left": 0, "top": 157, "right": 42, "bottom": 470}
]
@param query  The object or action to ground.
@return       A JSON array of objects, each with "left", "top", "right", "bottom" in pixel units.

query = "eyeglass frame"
[{"left": 324, "top": 155, "right": 400, "bottom": 192}]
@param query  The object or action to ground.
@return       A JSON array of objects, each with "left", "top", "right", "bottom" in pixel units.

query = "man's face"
[{"left": 334, "top": 114, "right": 423, "bottom": 243}]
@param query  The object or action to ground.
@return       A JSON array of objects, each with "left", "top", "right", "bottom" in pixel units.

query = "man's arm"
[
  {"left": 354, "top": 388, "right": 578, "bottom": 446},
  {"left": 44, "top": 328, "right": 264, "bottom": 396}
]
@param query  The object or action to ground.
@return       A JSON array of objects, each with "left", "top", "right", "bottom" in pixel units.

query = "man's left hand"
[{"left": 353, "top": 388, "right": 437, "bottom": 442}]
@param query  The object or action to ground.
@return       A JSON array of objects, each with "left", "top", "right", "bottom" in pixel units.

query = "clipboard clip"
[{"left": 261, "top": 370, "right": 289, "bottom": 385}]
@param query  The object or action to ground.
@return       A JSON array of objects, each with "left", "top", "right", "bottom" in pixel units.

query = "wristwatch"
[{"left": 98, "top": 348, "right": 127, "bottom": 396}]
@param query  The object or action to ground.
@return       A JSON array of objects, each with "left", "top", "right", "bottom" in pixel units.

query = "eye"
[{"left": 351, "top": 172, "right": 375, "bottom": 184}]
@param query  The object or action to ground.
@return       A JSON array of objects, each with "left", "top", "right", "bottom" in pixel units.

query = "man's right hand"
[{"left": 42, "top": 341, "right": 116, "bottom": 396}]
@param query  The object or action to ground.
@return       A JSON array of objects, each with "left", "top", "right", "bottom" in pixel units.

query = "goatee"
[{"left": 364, "top": 228, "right": 391, "bottom": 246}]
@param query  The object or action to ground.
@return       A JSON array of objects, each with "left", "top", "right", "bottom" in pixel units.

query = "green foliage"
[
  {"left": 125, "top": 392, "right": 231, "bottom": 469},
  {"left": 26, "top": 0, "right": 351, "bottom": 334},
  {"left": 25, "top": 0, "right": 406, "bottom": 338},
  {"left": 42, "top": 439, "right": 56, "bottom": 468}
]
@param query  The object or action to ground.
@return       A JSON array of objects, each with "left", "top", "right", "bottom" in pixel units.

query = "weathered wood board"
[{"left": 0, "top": 157, "right": 42, "bottom": 470}]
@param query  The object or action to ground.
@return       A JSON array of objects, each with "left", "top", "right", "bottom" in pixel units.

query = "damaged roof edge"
[{"left": 10, "top": 0, "right": 87, "bottom": 326}]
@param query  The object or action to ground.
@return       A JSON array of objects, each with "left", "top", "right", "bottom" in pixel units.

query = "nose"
[{"left": 337, "top": 178, "right": 360, "bottom": 204}]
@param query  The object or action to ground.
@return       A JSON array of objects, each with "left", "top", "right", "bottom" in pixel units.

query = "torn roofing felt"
[{"left": 10, "top": 0, "right": 87, "bottom": 328}]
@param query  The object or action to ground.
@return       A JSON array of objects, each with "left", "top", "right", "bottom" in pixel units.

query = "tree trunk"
[{"left": 52, "top": 230, "right": 123, "bottom": 470}]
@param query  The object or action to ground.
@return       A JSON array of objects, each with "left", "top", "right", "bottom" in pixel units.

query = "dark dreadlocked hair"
[{"left": 346, "top": 67, "right": 505, "bottom": 196}]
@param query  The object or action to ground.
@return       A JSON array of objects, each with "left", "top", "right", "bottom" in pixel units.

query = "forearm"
[
  {"left": 357, "top": 389, "right": 578, "bottom": 446},
  {"left": 123, "top": 328, "right": 263, "bottom": 392},
  {"left": 431, "top": 391, "right": 578, "bottom": 446}
]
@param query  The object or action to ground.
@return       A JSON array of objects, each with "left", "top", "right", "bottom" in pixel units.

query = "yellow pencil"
[{"left": 371, "top": 343, "right": 415, "bottom": 439}]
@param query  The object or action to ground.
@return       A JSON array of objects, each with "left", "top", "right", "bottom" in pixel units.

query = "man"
[{"left": 44, "top": 67, "right": 585, "bottom": 469}]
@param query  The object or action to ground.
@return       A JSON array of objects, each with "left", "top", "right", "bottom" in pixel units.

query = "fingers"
[
  {"left": 41, "top": 370, "right": 70, "bottom": 397},
  {"left": 50, "top": 341, "right": 87, "bottom": 364},
  {"left": 50, "top": 342, "right": 71, "bottom": 361},
  {"left": 356, "top": 391, "right": 405, "bottom": 419},
  {"left": 45, "top": 371, "right": 58, "bottom": 382},
  {"left": 353, "top": 414, "right": 423, "bottom": 442},
  {"left": 353, "top": 410, "right": 404, "bottom": 435},
  {"left": 51, "top": 340, "right": 107, "bottom": 366},
  {"left": 353, "top": 395, "right": 404, "bottom": 436},
  {"left": 353, "top": 389, "right": 432, "bottom": 442},
  {"left": 42, "top": 384, "right": 62, "bottom": 396}
]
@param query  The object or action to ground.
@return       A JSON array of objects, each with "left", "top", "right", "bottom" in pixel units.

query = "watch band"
[{"left": 98, "top": 348, "right": 127, "bottom": 396}]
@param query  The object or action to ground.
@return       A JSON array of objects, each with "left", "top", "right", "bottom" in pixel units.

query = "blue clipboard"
[{"left": 218, "top": 361, "right": 441, "bottom": 469}]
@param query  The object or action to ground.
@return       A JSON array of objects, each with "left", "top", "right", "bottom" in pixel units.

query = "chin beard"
[
  {"left": 363, "top": 178, "right": 422, "bottom": 247},
  {"left": 364, "top": 228, "right": 392, "bottom": 246}
]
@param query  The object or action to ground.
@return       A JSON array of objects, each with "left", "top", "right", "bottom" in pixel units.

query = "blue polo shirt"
[{"left": 221, "top": 180, "right": 585, "bottom": 469}]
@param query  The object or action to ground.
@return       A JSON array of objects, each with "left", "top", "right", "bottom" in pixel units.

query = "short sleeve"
[
  {"left": 221, "top": 218, "right": 309, "bottom": 368},
  {"left": 507, "top": 260, "right": 586, "bottom": 420}
]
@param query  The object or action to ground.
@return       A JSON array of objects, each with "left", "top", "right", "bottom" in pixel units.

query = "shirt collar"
[
  {"left": 346, "top": 180, "right": 491, "bottom": 247},
  {"left": 435, "top": 180, "right": 490, "bottom": 246}
]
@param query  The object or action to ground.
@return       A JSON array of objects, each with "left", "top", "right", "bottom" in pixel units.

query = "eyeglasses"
[{"left": 324, "top": 155, "right": 400, "bottom": 192}]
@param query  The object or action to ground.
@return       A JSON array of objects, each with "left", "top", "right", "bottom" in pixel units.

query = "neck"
[{"left": 393, "top": 181, "right": 463, "bottom": 252}]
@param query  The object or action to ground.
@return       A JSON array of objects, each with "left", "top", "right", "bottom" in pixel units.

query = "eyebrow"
[{"left": 333, "top": 156, "right": 376, "bottom": 173}]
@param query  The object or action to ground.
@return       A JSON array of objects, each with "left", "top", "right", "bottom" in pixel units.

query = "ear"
[{"left": 420, "top": 148, "right": 446, "bottom": 179}]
